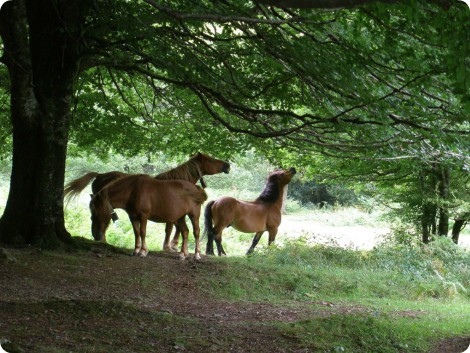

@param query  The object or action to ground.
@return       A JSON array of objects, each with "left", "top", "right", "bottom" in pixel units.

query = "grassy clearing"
[
  {"left": 200, "top": 238, "right": 470, "bottom": 303},
  {"left": 1, "top": 170, "right": 470, "bottom": 352},
  {"left": 196, "top": 239, "right": 470, "bottom": 352},
  {"left": 273, "top": 313, "right": 466, "bottom": 353},
  {"left": 62, "top": 183, "right": 394, "bottom": 255}
]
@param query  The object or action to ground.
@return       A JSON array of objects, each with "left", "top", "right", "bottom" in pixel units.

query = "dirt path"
[{"left": 0, "top": 246, "right": 467, "bottom": 352}]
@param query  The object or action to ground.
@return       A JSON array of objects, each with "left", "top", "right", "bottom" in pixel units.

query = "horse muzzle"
[
  {"left": 289, "top": 168, "right": 297, "bottom": 175},
  {"left": 223, "top": 164, "right": 231, "bottom": 174}
]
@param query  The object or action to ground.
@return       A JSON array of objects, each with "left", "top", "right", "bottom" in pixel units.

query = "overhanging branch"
[
  {"left": 254, "top": 0, "right": 453, "bottom": 9},
  {"left": 254, "top": 0, "right": 399, "bottom": 9}
]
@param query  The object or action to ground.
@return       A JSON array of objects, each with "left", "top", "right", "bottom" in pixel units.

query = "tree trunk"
[
  {"left": 452, "top": 213, "right": 469, "bottom": 244},
  {"left": 437, "top": 166, "right": 450, "bottom": 237},
  {"left": 421, "top": 203, "right": 437, "bottom": 244},
  {"left": 0, "top": 0, "right": 89, "bottom": 248},
  {"left": 419, "top": 168, "right": 438, "bottom": 244}
]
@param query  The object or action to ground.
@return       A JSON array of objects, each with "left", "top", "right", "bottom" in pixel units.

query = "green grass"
[
  {"left": 195, "top": 239, "right": 470, "bottom": 352},
  {"left": 201, "top": 238, "right": 470, "bottom": 302},
  {"left": 2, "top": 173, "right": 470, "bottom": 352},
  {"left": 274, "top": 312, "right": 467, "bottom": 353}
]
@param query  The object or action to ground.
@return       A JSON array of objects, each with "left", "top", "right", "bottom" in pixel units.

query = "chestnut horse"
[
  {"left": 89, "top": 174, "right": 207, "bottom": 259},
  {"left": 65, "top": 153, "right": 229, "bottom": 249},
  {"left": 204, "top": 168, "right": 296, "bottom": 256}
]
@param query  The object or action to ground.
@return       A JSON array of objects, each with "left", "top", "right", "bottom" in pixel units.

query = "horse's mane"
[
  {"left": 154, "top": 156, "right": 202, "bottom": 181},
  {"left": 255, "top": 176, "right": 281, "bottom": 204}
]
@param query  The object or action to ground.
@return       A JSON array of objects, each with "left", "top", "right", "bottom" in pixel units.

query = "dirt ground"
[{"left": 0, "top": 244, "right": 468, "bottom": 353}]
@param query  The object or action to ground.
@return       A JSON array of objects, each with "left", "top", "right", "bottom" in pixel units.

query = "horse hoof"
[
  {"left": 178, "top": 253, "right": 186, "bottom": 261},
  {"left": 138, "top": 252, "right": 148, "bottom": 258},
  {"left": 194, "top": 253, "right": 201, "bottom": 261}
]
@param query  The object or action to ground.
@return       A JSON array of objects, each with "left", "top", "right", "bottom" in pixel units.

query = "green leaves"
[{"left": 65, "top": 0, "right": 468, "bottom": 203}]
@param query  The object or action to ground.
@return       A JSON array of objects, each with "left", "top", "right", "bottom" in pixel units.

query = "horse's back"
[
  {"left": 212, "top": 197, "right": 271, "bottom": 232},
  {"left": 133, "top": 177, "right": 205, "bottom": 222},
  {"left": 140, "top": 178, "right": 200, "bottom": 196}
]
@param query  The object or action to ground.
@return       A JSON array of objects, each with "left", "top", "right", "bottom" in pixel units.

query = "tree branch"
[
  {"left": 254, "top": 0, "right": 399, "bottom": 9},
  {"left": 254, "top": 0, "right": 452, "bottom": 10}
]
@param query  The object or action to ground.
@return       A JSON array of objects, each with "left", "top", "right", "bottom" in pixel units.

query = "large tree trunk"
[{"left": 0, "top": 0, "right": 89, "bottom": 248}]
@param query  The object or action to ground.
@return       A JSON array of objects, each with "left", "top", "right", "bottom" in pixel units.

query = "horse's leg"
[
  {"left": 205, "top": 233, "right": 215, "bottom": 256},
  {"left": 138, "top": 217, "right": 149, "bottom": 258},
  {"left": 213, "top": 226, "right": 227, "bottom": 257},
  {"left": 170, "top": 225, "right": 180, "bottom": 252},
  {"left": 246, "top": 231, "right": 265, "bottom": 255},
  {"left": 188, "top": 213, "right": 201, "bottom": 261},
  {"left": 163, "top": 223, "right": 174, "bottom": 252},
  {"left": 177, "top": 218, "right": 189, "bottom": 261},
  {"left": 268, "top": 228, "right": 278, "bottom": 246},
  {"left": 130, "top": 218, "right": 141, "bottom": 256}
]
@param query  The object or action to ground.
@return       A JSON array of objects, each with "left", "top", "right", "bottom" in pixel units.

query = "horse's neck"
[
  {"left": 183, "top": 160, "right": 203, "bottom": 180},
  {"left": 256, "top": 182, "right": 285, "bottom": 208},
  {"left": 272, "top": 185, "right": 286, "bottom": 209}
]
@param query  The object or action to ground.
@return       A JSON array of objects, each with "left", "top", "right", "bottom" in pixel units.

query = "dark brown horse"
[
  {"left": 204, "top": 168, "right": 296, "bottom": 256},
  {"left": 90, "top": 174, "right": 207, "bottom": 259},
  {"left": 65, "top": 152, "right": 229, "bottom": 248}
]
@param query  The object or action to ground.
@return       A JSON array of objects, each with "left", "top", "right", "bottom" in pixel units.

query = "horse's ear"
[{"left": 193, "top": 152, "right": 203, "bottom": 160}]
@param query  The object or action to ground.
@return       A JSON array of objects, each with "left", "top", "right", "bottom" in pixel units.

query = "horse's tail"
[
  {"left": 203, "top": 200, "right": 216, "bottom": 242},
  {"left": 64, "top": 172, "right": 100, "bottom": 204},
  {"left": 178, "top": 186, "right": 208, "bottom": 205},
  {"left": 193, "top": 186, "right": 208, "bottom": 205}
]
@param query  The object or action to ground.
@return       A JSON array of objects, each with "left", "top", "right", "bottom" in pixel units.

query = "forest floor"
[{"left": 0, "top": 243, "right": 469, "bottom": 353}]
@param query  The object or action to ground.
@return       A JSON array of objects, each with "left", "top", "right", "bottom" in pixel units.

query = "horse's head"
[
  {"left": 89, "top": 194, "right": 113, "bottom": 241},
  {"left": 257, "top": 168, "right": 297, "bottom": 204},
  {"left": 193, "top": 152, "right": 230, "bottom": 175},
  {"left": 268, "top": 168, "right": 297, "bottom": 186}
]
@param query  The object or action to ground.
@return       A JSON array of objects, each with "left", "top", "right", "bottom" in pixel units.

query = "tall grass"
[
  {"left": 196, "top": 238, "right": 470, "bottom": 352},
  {"left": 201, "top": 238, "right": 470, "bottom": 303}
]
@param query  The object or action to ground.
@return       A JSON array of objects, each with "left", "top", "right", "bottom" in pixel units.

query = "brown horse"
[
  {"left": 65, "top": 152, "right": 229, "bottom": 248},
  {"left": 89, "top": 174, "right": 207, "bottom": 259},
  {"left": 204, "top": 168, "right": 296, "bottom": 256}
]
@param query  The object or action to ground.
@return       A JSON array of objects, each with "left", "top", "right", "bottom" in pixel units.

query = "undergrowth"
[
  {"left": 198, "top": 239, "right": 470, "bottom": 352},
  {"left": 202, "top": 238, "right": 470, "bottom": 303}
]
